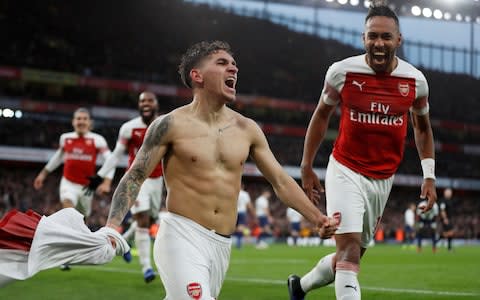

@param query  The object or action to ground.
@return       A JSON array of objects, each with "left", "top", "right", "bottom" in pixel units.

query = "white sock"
[
  {"left": 300, "top": 252, "right": 335, "bottom": 292},
  {"left": 122, "top": 221, "right": 137, "bottom": 241},
  {"left": 335, "top": 269, "right": 360, "bottom": 300},
  {"left": 135, "top": 227, "right": 152, "bottom": 273}
]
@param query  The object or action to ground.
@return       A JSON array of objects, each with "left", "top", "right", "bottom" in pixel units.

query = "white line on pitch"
[{"left": 75, "top": 266, "right": 480, "bottom": 297}]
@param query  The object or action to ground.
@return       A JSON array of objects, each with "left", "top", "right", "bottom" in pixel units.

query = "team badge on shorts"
[{"left": 187, "top": 282, "right": 202, "bottom": 299}]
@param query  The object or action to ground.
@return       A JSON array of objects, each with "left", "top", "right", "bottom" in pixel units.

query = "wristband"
[{"left": 421, "top": 158, "right": 436, "bottom": 180}]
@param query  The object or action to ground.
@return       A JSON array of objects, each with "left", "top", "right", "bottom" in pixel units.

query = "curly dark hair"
[
  {"left": 365, "top": 1, "right": 400, "bottom": 30},
  {"left": 178, "top": 40, "right": 234, "bottom": 88}
]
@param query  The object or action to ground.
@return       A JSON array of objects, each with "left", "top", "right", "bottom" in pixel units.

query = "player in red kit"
[
  {"left": 33, "top": 107, "right": 114, "bottom": 218},
  {"left": 87, "top": 91, "right": 163, "bottom": 283},
  {"left": 287, "top": 2, "right": 437, "bottom": 300}
]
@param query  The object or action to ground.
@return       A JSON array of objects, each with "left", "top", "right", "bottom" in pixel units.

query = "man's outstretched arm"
[{"left": 106, "top": 115, "right": 171, "bottom": 228}]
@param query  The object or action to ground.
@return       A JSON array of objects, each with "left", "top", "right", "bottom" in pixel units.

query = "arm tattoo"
[{"left": 108, "top": 115, "right": 172, "bottom": 226}]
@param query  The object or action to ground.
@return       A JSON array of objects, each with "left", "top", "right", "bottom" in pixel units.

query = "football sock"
[
  {"left": 300, "top": 253, "right": 336, "bottom": 292},
  {"left": 122, "top": 221, "right": 137, "bottom": 241},
  {"left": 335, "top": 266, "right": 360, "bottom": 300},
  {"left": 135, "top": 227, "right": 152, "bottom": 273}
]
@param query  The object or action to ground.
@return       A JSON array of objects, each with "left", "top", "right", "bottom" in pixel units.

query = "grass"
[{"left": 3, "top": 243, "right": 479, "bottom": 299}]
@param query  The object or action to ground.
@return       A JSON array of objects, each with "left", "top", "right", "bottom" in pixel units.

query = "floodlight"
[
  {"left": 350, "top": 0, "right": 359, "bottom": 6},
  {"left": 411, "top": 6, "right": 421, "bottom": 16},
  {"left": 433, "top": 9, "right": 443, "bottom": 19},
  {"left": 422, "top": 7, "right": 432, "bottom": 18}
]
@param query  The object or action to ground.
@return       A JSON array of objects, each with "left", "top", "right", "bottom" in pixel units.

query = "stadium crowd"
[{"left": 1, "top": 0, "right": 479, "bottom": 246}]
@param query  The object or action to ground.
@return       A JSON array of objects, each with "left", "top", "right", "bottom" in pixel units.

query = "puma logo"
[
  {"left": 352, "top": 80, "right": 365, "bottom": 91},
  {"left": 345, "top": 284, "right": 358, "bottom": 291}
]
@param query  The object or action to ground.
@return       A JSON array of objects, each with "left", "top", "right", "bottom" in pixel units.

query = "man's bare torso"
[{"left": 163, "top": 105, "right": 253, "bottom": 235}]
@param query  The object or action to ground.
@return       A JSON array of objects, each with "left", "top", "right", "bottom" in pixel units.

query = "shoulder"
[
  {"left": 87, "top": 132, "right": 108, "bottom": 144},
  {"left": 119, "top": 116, "right": 143, "bottom": 138},
  {"left": 395, "top": 60, "right": 426, "bottom": 81},
  {"left": 394, "top": 58, "right": 429, "bottom": 98},
  {"left": 232, "top": 109, "right": 257, "bottom": 130},
  {"left": 394, "top": 58, "right": 428, "bottom": 85},
  {"left": 328, "top": 55, "right": 370, "bottom": 74},
  {"left": 61, "top": 131, "right": 76, "bottom": 138},
  {"left": 145, "top": 111, "right": 179, "bottom": 140},
  {"left": 121, "top": 116, "right": 143, "bottom": 130},
  {"left": 326, "top": 55, "right": 372, "bottom": 88},
  {"left": 60, "top": 132, "right": 76, "bottom": 141},
  {"left": 86, "top": 131, "right": 105, "bottom": 139}
]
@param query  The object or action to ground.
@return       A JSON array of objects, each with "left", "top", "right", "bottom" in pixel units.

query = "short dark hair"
[
  {"left": 365, "top": 1, "right": 400, "bottom": 30},
  {"left": 74, "top": 107, "right": 90, "bottom": 117},
  {"left": 178, "top": 40, "right": 233, "bottom": 88}
]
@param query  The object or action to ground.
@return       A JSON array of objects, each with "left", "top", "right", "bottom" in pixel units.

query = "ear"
[
  {"left": 397, "top": 32, "right": 403, "bottom": 47},
  {"left": 190, "top": 68, "right": 203, "bottom": 86}
]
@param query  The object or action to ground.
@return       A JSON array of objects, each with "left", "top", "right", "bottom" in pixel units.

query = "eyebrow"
[{"left": 216, "top": 57, "right": 236, "bottom": 65}]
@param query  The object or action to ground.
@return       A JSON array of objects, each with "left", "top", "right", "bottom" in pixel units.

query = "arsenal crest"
[
  {"left": 398, "top": 82, "right": 409, "bottom": 97},
  {"left": 187, "top": 282, "right": 202, "bottom": 299}
]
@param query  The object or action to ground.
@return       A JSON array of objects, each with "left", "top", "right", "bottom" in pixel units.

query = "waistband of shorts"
[{"left": 162, "top": 212, "right": 232, "bottom": 245}]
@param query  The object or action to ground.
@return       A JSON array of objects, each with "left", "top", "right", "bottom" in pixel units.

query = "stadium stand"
[{"left": 1, "top": 0, "right": 479, "bottom": 241}]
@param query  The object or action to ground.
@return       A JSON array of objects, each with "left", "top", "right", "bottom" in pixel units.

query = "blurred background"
[{"left": 0, "top": 0, "right": 479, "bottom": 245}]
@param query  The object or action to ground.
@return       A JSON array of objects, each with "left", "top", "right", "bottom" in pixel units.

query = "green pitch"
[{"left": 3, "top": 244, "right": 479, "bottom": 299}]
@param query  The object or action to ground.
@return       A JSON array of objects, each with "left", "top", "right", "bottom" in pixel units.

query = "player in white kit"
[
  {"left": 288, "top": 3, "right": 437, "bottom": 300},
  {"left": 89, "top": 91, "right": 163, "bottom": 283},
  {"left": 286, "top": 207, "right": 303, "bottom": 246},
  {"left": 104, "top": 40, "right": 338, "bottom": 299},
  {"left": 234, "top": 183, "right": 254, "bottom": 248}
]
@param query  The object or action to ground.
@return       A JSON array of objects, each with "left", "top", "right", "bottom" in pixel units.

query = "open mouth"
[
  {"left": 225, "top": 78, "right": 236, "bottom": 90},
  {"left": 372, "top": 51, "right": 387, "bottom": 63}
]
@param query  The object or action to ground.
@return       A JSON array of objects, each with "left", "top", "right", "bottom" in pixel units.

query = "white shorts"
[
  {"left": 59, "top": 177, "right": 94, "bottom": 217},
  {"left": 154, "top": 212, "right": 231, "bottom": 300},
  {"left": 130, "top": 176, "right": 163, "bottom": 218},
  {"left": 325, "top": 155, "right": 394, "bottom": 248}
]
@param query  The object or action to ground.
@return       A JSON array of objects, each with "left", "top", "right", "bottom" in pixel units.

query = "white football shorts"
[
  {"left": 59, "top": 177, "right": 93, "bottom": 217},
  {"left": 130, "top": 176, "right": 163, "bottom": 217},
  {"left": 154, "top": 212, "right": 231, "bottom": 299},
  {"left": 325, "top": 155, "right": 394, "bottom": 248}
]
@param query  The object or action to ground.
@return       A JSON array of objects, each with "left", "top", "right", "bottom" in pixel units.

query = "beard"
[{"left": 367, "top": 48, "right": 396, "bottom": 73}]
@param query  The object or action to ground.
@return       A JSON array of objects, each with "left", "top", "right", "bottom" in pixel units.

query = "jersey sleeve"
[
  {"left": 97, "top": 142, "right": 126, "bottom": 179},
  {"left": 410, "top": 71, "right": 430, "bottom": 116},
  {"left": 321, "top": 62, "right": 343, "bottom": 105},
  {"left": 117, "top": 122, "right": 131, "bottom": 146},
  {"left": 44, "top": 135, "right": 65, "bottom": 172},
  {"left": 95, "top": 135, "right": 110, "bottom": 154}
]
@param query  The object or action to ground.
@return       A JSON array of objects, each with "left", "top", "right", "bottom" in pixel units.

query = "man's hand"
[
  {"left": 96, "top": 179, "right": 112, "bottom": 195},
  {"left": 83, "top": 175, "right": 104, "bottom": 196},
  {"left": 33, "top": 170, "right": 48, "bottom": 190},
  {"left": 301, "top": 165, "right": 324, "bottom": 205},
  {"left": 316, "top": 213, "right": 339, "bottom": 239},
  {"left": 419, "top": 178, "right": 437, "bottom": 213}
]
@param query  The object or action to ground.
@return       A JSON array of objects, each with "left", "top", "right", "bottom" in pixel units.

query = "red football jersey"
[
  {"left": 118, "top": 116, "right": 163, "bottom": 178},
  {"left": 60, "top": 132, "right": 110, "bottom": 184},
  {"left": 323, "top": 55, "right": 429, "bottom": 178}
]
